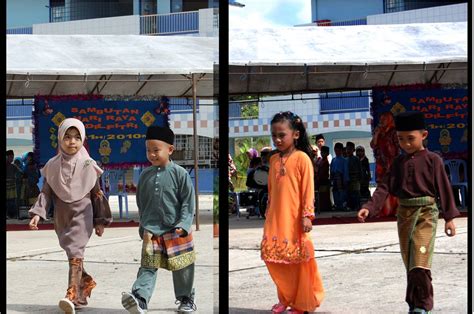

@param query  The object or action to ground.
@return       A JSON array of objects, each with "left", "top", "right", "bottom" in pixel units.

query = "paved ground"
[
  {"left": 7, "top": 195, "right": 219, "bottom": 314},
  {"left": 228, "top": 214, "right": 468, "bottom": 313},
  {"left": 7, "top": 195, "right": 469, "bottom": 313}
]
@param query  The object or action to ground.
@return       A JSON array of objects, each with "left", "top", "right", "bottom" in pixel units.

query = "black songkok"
[
  {"left": 395, "top": 111, "right": 426, "bottom": 131},
  {"left": 315, "top": 134, "right": 325, "bottom": 141},
  {"left": 146, "top": 126, "right": 174, "bottom": 145},
  {"left": 321, "top": 146, "right": 330, "bottom": 153}
]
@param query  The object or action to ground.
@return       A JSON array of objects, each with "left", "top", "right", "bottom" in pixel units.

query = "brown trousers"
[
  {"left": 66, "top": 258, "right": 97, "bottom": 307},
  {"left": 406, "top": 268, "right": 433, "bottom": 311}
]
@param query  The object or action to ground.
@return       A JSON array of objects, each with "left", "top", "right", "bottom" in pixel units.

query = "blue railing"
[
  {"left": 320, "top": 91, "right": 370, "bottom": 114},
  {"left": 6, "top": 99, "right": 34, "bottom": 120},
  {"left": 7, "top": 27, "right": 33, "bottom": 34},
  {"left": 169, "top": 97, "right": 200, "bottom": 113},
  {"left": 315, "top": 18, "right": 367, "bottom": 26},
  {"left": 140, "top": 11, "right": 199, "bottom": 35},
  {"left": 331, "top": 18, "right": 367, "bottom": 26},
  {"left": 6, "top": 98, "right": 197, "bottom": 118}
]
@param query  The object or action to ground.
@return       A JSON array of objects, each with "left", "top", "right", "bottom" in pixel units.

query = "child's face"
[
  {"left": 146, "top": 139, "right": 174, "bottom": 167},
  {"left": 356, "top": 149, "right": 365, "bottom": 159},
  {"left": 61, "top": 127, "right": 83, "bottom": 155},
  {"left": 346, "top": 146, "right": 354, "bottom": 155},
  {"left": 316, "top": 139, "right": 325, "bottom": 148},
  {"left": 271, "top": 120, "right": 300, "bottom": 154},
  {"left": 397, "top": 130, "right": 428, "bottom": 155},
  {"left": 334, "top": 147, "right": 342, "bottom": 156},
  {"left": 322, "top": 151, "right": 329, "bottom": 158}
]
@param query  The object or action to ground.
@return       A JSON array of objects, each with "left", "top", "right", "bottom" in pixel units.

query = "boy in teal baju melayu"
[{"left": 122, "top": 126, "right": 197, "bottom": 314}]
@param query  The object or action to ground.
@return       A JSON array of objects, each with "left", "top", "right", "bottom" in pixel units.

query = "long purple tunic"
[
  {"left": 29, "top": 179, "right": 112, "bottom": 258},
  {"left": 362, "top": 149, "right": 460, "bottom": 221}
]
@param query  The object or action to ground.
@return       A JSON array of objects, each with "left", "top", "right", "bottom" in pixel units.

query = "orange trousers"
[{"left": 265, "top": 259, "right": 325, "bottom": 311}]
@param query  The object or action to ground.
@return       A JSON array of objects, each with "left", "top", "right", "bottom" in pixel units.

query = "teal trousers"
[{"left": 131, "top": 263, "right": 195, "bottom": 305}]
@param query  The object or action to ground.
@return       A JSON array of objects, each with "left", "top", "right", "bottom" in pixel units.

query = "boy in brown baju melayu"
[{"left": 358, "top": 111, "right": 459, "bottom": 314}]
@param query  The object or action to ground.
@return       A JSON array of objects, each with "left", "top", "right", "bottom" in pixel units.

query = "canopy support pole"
[
  {"left": 386, "top": 65, "right": 398, "bottom": 86},
  {"left": 192, "top": 73, "right": 200, "bottom": 231},
  {"left": 48, "top": 75, "right": 61, "bottom": 95}
]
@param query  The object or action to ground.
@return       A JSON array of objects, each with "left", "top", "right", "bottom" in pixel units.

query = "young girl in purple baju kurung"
[{"left": 29, "top": 118, "right": 112, "bottom": 314}]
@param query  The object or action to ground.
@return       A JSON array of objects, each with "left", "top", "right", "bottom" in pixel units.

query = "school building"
[
  {"left": 6, "top": 0, "right": 219, "bottom": 193},
  {"left": 229, "top": 0, "right": 468, "bottom": 177}
]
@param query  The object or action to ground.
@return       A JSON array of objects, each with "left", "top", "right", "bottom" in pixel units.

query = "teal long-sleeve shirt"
[{"left": 136, "top": 161, "right": 195, "bottom": 238}]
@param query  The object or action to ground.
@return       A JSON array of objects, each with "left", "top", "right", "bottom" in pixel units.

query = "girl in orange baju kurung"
[{"left": 261, "top": 111, "right": 325, "bottom": 314}]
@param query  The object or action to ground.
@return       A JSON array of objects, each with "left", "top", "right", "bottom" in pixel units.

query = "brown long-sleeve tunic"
[
  {"left": 362, "top": 149, "right": 460, "bottom": 221},
  {"left": 29, "top": 178, "right": 112, "bottom": 258}
]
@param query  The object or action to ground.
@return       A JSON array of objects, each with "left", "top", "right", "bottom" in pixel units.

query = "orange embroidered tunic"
[{"left": 261, "top": 150, "right": 316, "bottom": 264}]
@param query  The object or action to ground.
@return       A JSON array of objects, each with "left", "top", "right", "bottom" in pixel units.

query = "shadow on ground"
[{"left": 7, "top": 304, "right": 123, "bottom": 313}]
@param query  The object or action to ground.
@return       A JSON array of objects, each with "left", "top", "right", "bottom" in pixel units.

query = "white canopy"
[
  {"left": 7, "top": 35, "right": 217, "bottom": 97},
  {"left": 229, "top": 22, "right": 468, "bottom": 95}
]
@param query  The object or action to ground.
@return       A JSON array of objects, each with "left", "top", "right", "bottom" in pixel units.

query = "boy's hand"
[
  {"left": 175, "top": 228, "right": 185, "bottom": 236},
  {"left": 95, "top": 225, "right": 105, "bottom": 237},
  {"left": 357, "top": 208, "right": 370, "bottom": 223},
  {"left": 302, "top": 217, "right": 313, "bottom": 233},
  {"left": 445, "top": 219, "right": 456, "bottom": 237},
  {"left": 29, "top": 215, "right": 40, "bottom": 230}
]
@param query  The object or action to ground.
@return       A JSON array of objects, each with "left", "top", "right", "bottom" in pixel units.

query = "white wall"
[
  {"left": 33, "top": 15, "right": 140, "bottom": 35},
  {"left": 199, "top": 8, "right": 218, "bottom": 37},
  {"left": 229, "top": 94, "right": 372, "bottom": 139},
  {"left": 367, "top": 3, "right": 467, "bottom": 25},
  {"left": 169, "top": 99, "right": 218, "bottom": 138}
]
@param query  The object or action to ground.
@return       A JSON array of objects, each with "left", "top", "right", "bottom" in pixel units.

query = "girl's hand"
[
  {"left": 29, "top": 215, "right": 40, "bottom": 230},
  {"left": 357, "top": 209, "right": 370, "bottom": 223},
  {"left": 302, "top": 217, "right": 312, "bottom": 233},
  {"left": 445, "top": 220, "right": 456, "bottom": 237},
  {"left": 175, "top": 228, "right": 185, "bottom": 236},
  {"left": 95, "top": 225, "right": 105, "bottom": 237}
]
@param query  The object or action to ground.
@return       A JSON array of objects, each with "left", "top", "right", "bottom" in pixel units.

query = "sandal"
[{"left": 271, "top": 302, "right": 287, "bottom": 313}]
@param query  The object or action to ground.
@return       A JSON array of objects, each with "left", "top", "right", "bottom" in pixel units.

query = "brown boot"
[
  {"left": 58, "top": 258, "right": 83, "bottom": 313},
  {"left": 76, "top": 269, "right": 97, "bottom": 307}
]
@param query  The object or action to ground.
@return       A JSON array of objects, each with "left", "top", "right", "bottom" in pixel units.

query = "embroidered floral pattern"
[{"left": 261, "top": 236, "right": 311, "bottom": 264}]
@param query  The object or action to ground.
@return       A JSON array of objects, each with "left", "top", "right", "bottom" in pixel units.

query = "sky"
[{"left": 230, "top": 0, "right": 312, "bottom": 29}]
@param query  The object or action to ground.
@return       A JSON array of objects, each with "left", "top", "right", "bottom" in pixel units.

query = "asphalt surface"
[
  {"left": 6, "top": 195, "right": 469, "bottom": 313},
  {"left": 7, "top": 195, "right": 219, "bottom": 314},
  {"left": 228, "top": 214, "right": 468, "bottom": 313}
]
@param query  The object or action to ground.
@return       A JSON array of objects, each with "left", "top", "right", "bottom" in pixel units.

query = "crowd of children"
[
  {"left": 313, "top": 135, "right": 372, "bottom": 213},
  {"left": 237, "top": 134, "right": 373, "bottom": 215},
  {"left": 6, "top": 150, "right": 41, "bottom": 219}
]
